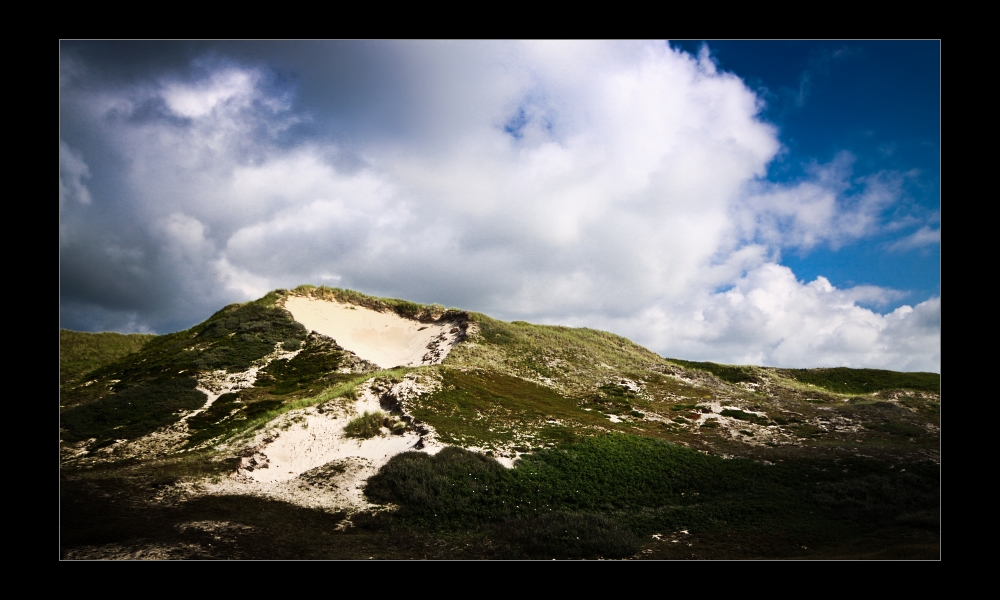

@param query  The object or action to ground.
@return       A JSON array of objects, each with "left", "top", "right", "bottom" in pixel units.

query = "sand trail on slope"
[{"left": 283, "top": 296, "right": 461, "bottom": 368}]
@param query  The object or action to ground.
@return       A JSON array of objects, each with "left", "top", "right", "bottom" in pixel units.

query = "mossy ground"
[{"left": 60, "top": 293, "right": 311, "bottom": 446}]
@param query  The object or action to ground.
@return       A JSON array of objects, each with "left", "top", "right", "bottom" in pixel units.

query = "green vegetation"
[
  {"left": 59, "top": 287, "right": 940, "bottom": 559},
  {"left": 492, "top": 512, "right": 640, "bottom": 559},
  {"left": 792, "top": 423, "right": 828, "bottom": 438},
  {"left": 665, "top": 360, "right": 940, "bottom": 395},
  {"left": 60, "top": 294, "right": 310, "bottom": 443},
  {"left": 777, "top": 367, "right": 940, "bottom": 394},
  {"left": 409, "top": 369, "right": 619, "bottom": 449},
  {"left": 363, "top": 434, "right": 939, "bottom": 558},
  {"left": 449, "top": 315, "right": 665, "bottom": 396},
  {"left": 190, "top": 301, "right": 307, "bottom": 372},
  {"left": 61, "top": 376, "right": 206, "bottom": 446},
  {"left": 258, "top": 337, "right": 347, "bottom": 395},
  {"left": 185, "top": 369, "right": 410, "bottom": 448},
  {"left": 720, "top": 409, "right": 770, "bottom": 425},
  {"left": 103, "top": 294, "right": 308, "bottom": 381},
  {"left": 345, "top": 411, "right": 386, "bottom": 438},
  {"left": 185, "top": 393, "right": 282, "bottom": 447},
  {"left": 60, "top": 330, "right": 157, "bottom": 388},
  {"left": 667, "top": 359, "right": 762, "bottom": 384},
  {"left": 863, "top": 422, "right": 927, "bottom": 437}
]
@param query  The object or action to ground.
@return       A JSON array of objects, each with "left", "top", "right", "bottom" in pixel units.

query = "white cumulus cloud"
[
  {"left": 612, "top": 263, "right": 938, "bottom": 372},
  {"left": 59, "top": 41, "right": 939, "bottom": 372}
]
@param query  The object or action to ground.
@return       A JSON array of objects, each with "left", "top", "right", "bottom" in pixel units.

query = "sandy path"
[{"left": 283, "top": 297, "right": 462, "bottom": 368}]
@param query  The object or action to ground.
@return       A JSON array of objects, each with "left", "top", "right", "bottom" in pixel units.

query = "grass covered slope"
[
  {"left": 447, "top": 315, "right": 668, "bottom": 394},
  {"left": 60, "top": 330, "right": 157, "bottom": 388},
  {"left": 59, "top": 288, "right": 437, "bottom": 450},
  {"left": 364, "top": 434, "right": 938, "bottom": 558},
  {"left": 60, "top": 291, "right": 309, "bottom": 446},
  {"left": 667, "top": 359, "right": 939, "bottom": 394},
  {"left": 60, "top": 286, "right": 939, "bottom": 559},
  {"left": 777, "top": 367, "right": 939, "bottom": 394}
]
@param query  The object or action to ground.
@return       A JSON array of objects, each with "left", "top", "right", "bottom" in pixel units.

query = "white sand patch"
[
  {"left": 243, "top": 410, "right": 427, "bottom": 485},
  {"left": 683, "top": 402, "right": 802, "bottom": 447},
  {"left": 283, "top": 296, "right": 463, "bottom": 368},
  {"left": 207, "top": 373, "right": 447, "bottom": 512}
]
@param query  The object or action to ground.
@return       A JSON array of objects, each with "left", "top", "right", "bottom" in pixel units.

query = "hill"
[{"left": 60, "top": 286, "right": 939, "bottom": 559}]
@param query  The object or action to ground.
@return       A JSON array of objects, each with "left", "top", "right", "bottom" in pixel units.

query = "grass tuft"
[{"left": 345, "top": 411, "right": 386, "bottom": 438}]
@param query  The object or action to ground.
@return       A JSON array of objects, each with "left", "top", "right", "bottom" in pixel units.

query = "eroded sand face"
[{"left": 283, "top": 296, "right": 462, "bottom": 368}]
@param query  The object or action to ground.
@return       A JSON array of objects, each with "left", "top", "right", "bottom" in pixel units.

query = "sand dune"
[{"left": 283, "top": 296, "right": 462, "bottom": 368}]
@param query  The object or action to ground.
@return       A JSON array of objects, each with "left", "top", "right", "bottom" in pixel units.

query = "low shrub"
[
  {"left": 864, "top": 421, "right": 927, "bottom": 437},
  {"left": 61, "top": 376, "right": 206, "bottom": 445},
  {"left": 667, "top": 359, "right": 761, "bottom": 384},
  {"left": 779, "top": 367, "right": 939, "bottom": 394},
  {"left": 345, "top": 411, "right": 385, "bottom": 438},
  {"left": 494, "top": 512, "right": 640, "bottom": 559},
  {"left": 813, "top": 465, "right": 939, "bottom": 525},
  {"left": 360, "top": 434, "right": 938, "bottom": 558},
  {"left": 721, "top": 409, "right": 769, "bottom": 425}
]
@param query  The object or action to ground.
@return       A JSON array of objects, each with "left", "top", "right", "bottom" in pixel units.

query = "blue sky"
[
  {"left": 60, "top": 41, "right": 940, "bottom": 371},
  {"left": 670, "top": 41, "right": 939, "bottom": 306}
]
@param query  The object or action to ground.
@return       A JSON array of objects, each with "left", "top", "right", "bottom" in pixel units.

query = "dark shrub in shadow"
[{"left": 494, "top": 512, "right": 639, "bottom": 559}]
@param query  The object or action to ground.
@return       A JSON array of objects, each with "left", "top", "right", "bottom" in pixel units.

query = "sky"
[{"left": 59, "top": 41, "right": 940, "bottom": 372}]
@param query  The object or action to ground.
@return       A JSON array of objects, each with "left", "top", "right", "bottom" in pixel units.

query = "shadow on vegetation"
[{"left": 360, "top": 435, "right": 939, "bottom": 559}]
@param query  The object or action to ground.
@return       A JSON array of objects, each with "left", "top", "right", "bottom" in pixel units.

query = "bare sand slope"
[
  {"left": 283, "top": 296, "right": 462, "bottom": 368},
  {"left": 207, "top": 374, "right": 446, "bottom": 512}
]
